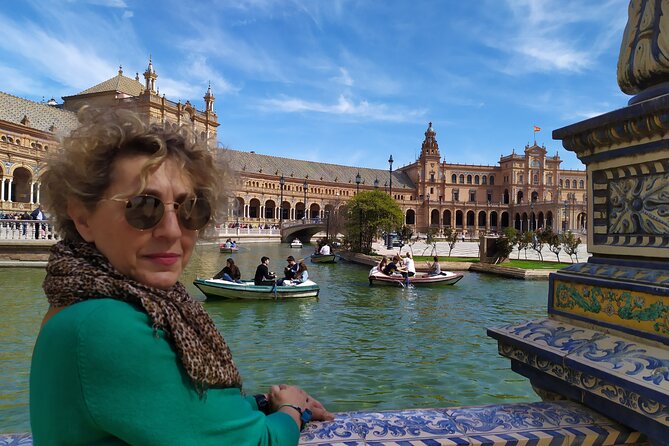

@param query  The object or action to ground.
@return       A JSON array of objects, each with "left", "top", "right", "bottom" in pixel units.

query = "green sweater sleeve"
[{"left": 31, "top": 299, "right": 299, "bottom": 446}]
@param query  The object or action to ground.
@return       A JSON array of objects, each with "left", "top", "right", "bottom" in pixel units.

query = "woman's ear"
[{"left": 67, "top": 198, "right": 95, "bottom": 242}]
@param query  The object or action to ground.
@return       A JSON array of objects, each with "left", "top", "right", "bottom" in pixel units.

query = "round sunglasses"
[{"left": 107, "top": 194, "right": 211, "bottom": 231}]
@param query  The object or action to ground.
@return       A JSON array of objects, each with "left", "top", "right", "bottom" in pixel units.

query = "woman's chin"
[{"left": 134, "top": 270, "right": 181, "bottom": 290}]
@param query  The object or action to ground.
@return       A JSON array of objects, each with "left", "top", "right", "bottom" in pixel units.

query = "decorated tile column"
[{"left": 489, "top": 2, "right": 669, "bottom": 444}]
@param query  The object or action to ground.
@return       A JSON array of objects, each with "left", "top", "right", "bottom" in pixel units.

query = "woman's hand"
[{"left": 268, "top": 384, "right": 334, "bottom": 422}]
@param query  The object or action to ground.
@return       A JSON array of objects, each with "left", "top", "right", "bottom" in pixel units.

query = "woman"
[
  {"left": 30, "top": 108, "right": 332, "bottom": 446},
  {"left": 403, "top": 252, "right": 416, "bottom": 277},
  {"left": 213, "top": 257, "right": 242, "bottom": 283},
  {"left": 428, "top": 256, "right": 442, "bottom": 276},
  {"left": 377, "top": 256, "right": 388, "bottom": 272},
  {"left": 293, "top": 261, "right": 309, "bottom": 283}
]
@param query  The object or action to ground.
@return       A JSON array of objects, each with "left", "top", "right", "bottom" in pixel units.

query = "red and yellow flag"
[{"left": 533, "top": 125, "right": 541, "bottom": 132}]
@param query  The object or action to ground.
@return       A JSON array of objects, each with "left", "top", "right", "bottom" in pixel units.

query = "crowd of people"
[
  {"left": 226, "top": 222, "right": 280, "bottom": 230},
  {"left": 0, "top": 206, "right": 53, "bottom": 239},
  {"left": 376, "top": 252, "right": 442, "bottom": 277}
]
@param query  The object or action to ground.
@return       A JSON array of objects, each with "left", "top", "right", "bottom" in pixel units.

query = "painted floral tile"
[{"left": 0, "top": 433, "right": 33, "bottom": 446}]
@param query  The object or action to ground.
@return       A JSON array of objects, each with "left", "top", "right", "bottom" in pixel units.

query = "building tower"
[{"left": 143, "top": 56, "right": 158, "bottom": 94}]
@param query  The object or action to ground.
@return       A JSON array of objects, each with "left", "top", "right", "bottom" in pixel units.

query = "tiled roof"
[
  {"left": 0, "top": 92, "right": 78, "bottom": 134},
  {"left": 74, "top": 73, "right": 145, "bottom": 96},
  {"left": 220, "top": 149, "right": 416, "bottom": 190}
]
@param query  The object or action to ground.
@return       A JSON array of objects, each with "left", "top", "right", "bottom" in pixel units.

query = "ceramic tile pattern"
[{"left": 0, "top": 401, "right": 644, "bottom": 446}]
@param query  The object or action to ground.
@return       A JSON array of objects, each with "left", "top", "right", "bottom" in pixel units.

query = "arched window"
[
  {"left": 490, "top": 175, "right": 494, "bottom": 185},
  {"left": 482, "top": 175, "right": 487, "bottom": 185},
  {"left": 467, "top": 175, "right": 472, "bottom": 184},
  {"left": 518, "top": 174, "right": 523, "bottom": 184},
  {"left": 565, "top": 179, "right": 571, "bottom": 188},
  {"left": 474, "top": 175, "right": 480, "bottom": 184},
  {"left": 579, "top": 180, "right": 585, "bottom": 189},
  {"left": 451, "top": 174, "right": 457, "bottom": 183},
  {"left": 459, "top": 174, "right": 464, "bottom": 184}
]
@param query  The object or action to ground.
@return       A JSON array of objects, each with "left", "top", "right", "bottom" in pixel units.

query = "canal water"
[{"left": 0, "top": 242, "right": 548, "bottom": 433}]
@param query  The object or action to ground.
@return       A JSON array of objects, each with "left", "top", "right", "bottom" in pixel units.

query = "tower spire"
[
  {"left": 143, "top": 55, "right": 158, "bottom": 93},
  {"left": 203, "top": 81, "right": 215, "bottom": 112}
]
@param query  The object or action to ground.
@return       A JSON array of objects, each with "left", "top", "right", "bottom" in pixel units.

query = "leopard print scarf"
[{"left": 43, "top": 239, "right": 242, "bottom": 392}]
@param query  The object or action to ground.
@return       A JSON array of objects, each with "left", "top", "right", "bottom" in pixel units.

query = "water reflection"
[{"left": 0, "top": 242, "right": 548, "bottom": 432}]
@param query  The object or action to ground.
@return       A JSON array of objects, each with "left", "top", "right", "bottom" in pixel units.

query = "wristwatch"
[
  {"left": 280, "top": 404, "right": 313, "bottom": 431},
  {"left": 253, "top": 394, "right": 271, "bottom": 415}
]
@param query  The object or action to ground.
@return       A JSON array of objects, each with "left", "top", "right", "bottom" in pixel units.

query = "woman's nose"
[{"left": 154, "top": 206, "right": 182, "bottom": 238}]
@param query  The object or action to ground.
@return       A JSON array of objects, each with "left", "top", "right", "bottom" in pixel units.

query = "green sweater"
[{"left": 30, "top": 299, "right": 299, "bottom": 446}]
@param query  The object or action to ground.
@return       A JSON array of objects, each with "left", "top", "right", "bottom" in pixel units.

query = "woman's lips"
[{"left": 145, "top": 253, "right": 180, "bottom": 265}]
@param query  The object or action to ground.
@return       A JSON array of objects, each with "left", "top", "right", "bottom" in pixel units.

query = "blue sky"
[{"left": 0, "top": 0, "right": 630, "bottom": 171}]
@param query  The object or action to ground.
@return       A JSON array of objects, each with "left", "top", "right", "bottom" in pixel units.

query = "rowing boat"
[
  {"left": 368, "top": 267, "right": 463, "bottom": 287},
  {"left": 310, "top": 253, "right": 337, "bottom": 264},
  {"left": 193, "top": 278, "right": 320, "bottom": 300}
]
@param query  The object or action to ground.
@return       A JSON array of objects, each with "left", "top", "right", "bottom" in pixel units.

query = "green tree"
[
  {"left": 562, "top": 231, "right": 582, "bottom": 263},
  {"left": 543, "top": 227, "right": 562, "bottom": 262},
  {"left": 516, "top": 230, "right": 533, "bottom": 259},
  {"left": 346, "top": 190, "right": 403, "bottom": 254},
  {"left": 493, "top": 227, "right": 517, "bottom": 263},
  {"left": 530, "top": 230, "right": 545, "bottom": 261},
  {"left": 422, "top": 227, "right": 439, "bottom": 256},
  {"left": 443, "top": 227, "right": 459, "bottom": 257}
]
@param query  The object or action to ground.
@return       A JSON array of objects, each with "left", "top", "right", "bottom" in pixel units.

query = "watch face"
[{"left": 301, "top": 408, "right": 313, "bottom": 423}]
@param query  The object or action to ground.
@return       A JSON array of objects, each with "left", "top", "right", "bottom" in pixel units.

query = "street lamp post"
[
  {"left": 303, "top": 179, "right": 308, "bottom": 222},
  {"left": 355, "top": 172, "right": 362, "bottom": 251},
  {"left": 325, "top": 210, "right": 330, "bottom": 241},
  {"left": 388, "top": 155, "right": 393, "bottom": 197},
  {"left": 279, "top": 175, "right": 285, "bottom": 227},
  {"left": 564, "top": 200, "right": 569, "bottom": 233},
  {"left": 530, "top": 202, "right": 535, "bottom": 231},
  {"left": 426, "top": 193, "right": 430, "bottom": 229}
]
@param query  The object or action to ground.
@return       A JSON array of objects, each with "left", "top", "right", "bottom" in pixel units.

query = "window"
[
  {"left": 467, "top": 175, "right": 472, "bottom": 184},
  {"left": 474, "top": 175, "right": 480, "bottom": 184},
  {"left": 469, "top": 191, "right": 476, "bottom": 202},
  {"left": 580, "top": 180, "right": 585, "bottom": 189},
  {"left": 487, "top": 192, "right": 492, "bottom": 203},
  {"left": 533, "top": 174, "right": 539, "bottom": 184},
  {"left": 490, "top": 176, "right": 494, "bottom": 185},
  {"left": 482, "top": 175, "right": 487, "bottom": 185},
  {"left": 451, "top": 174, "right": 457, "bottom": 183},
  {"left": 430, "top": 173, "right": 435, "bottom": 182},
  {"left": 459, "top": 174, "right": 464, "bottom": 184},
  {"left": 518, "top": 174, "right": 523, "bottom": 184},
  {"left": 453, "top": 189, "right": 459, "bottom": 202}
]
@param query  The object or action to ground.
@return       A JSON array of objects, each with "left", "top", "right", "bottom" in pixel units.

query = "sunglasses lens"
[
  {"left": 177, "top": 197, "right": 211, "bottom": 230},
  {"left": 125, "top": 195, "right": 164, "bottom": 230}
]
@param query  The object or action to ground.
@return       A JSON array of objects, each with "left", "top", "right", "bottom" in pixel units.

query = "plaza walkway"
[{"left": 372, "top": 239, "right": 590, "bottom": 263}]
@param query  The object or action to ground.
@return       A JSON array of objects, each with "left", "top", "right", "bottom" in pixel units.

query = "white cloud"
[
  {"left": 122, "top": 10, "right": 133, "bottom": 19},
  {"left": 257, "top": 94, "right": 426, "bottom": 122},
  {"left": 480, "top": 0, "right": 628, "bottom": 74},
  {"left": 332, "top": 67, "right": 354, "bottom": 87},
  {"left": 0, "top": 15, "right": 116, "bottom": 92}
]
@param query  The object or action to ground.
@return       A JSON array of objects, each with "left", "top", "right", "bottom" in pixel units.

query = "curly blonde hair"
[{"left": 40, "top": 107, "right": 230, "bottom": 240}]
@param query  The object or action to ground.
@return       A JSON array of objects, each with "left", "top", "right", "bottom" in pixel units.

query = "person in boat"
[
  {"left": 231, "top": 240, "right": 237, "bottom": 248},
  {"left": 30, "top": 108, "right": 332, "bottom": 446},
  {"left": 283, "top": 255, "right": 298, "bottom": 280},
  {"left": 213, "top": 257, "right": 242, "bottom": 283},
  {"left": 254, "top": 256, "right": 277, "bottom": 286},
  {"left": 382, "top": 256, "right": 400, "bottom": 275},
  {"left": 377, "top": 256, "right": 388, "bottom": 272},
  {"left": 403, "top": 252, "right": 416, "bottom": 277},
  {"left": 319, "top": 243, "right": 331, "bottom": 255},
  {"left": 428, "top": 256, "right": 442, "bottom": 276},
  {"left": 224, "top": 238, "right": 232, "bottom": 248},
  {"left": 292, "top": 261, "right": 309, "bottom": 284}
]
